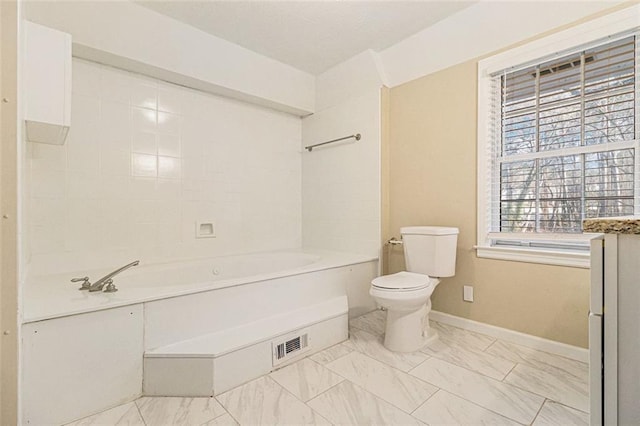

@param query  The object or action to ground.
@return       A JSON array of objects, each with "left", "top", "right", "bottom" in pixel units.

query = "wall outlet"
[
  {"left": 195, "top": 221, "right": 216, "bottom": 238},
  {"left": 463, "top": 285, "right": 474, "bottom": 302}
]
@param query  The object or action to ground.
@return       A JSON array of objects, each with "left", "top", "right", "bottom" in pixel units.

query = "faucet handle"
[
  {"left": 71, "top": 276, "right": 91, "bottom": 290},
  {"left": 103, "top": 279, "right": 117, "bottom": 293}
]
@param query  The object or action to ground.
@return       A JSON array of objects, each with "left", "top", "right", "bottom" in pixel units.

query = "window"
[
  {"left": 497, "top": 37, "right": 636, "bottom": 234},
  {"left": 477, "top": 7, "right": 640, "bottom": 267}
]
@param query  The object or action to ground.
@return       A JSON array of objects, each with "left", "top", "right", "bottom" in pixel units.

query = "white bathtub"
[
  {"left": 22, "top": 249, "right": 378, "bottom": 425},
  {"left": 23, "top": 249, "right": 376, "bottom": 322}
]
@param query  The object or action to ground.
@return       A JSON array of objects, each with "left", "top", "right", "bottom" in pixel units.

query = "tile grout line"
[
  {"left": 501, "top": 359, "right": 520, "bottom": 382},
  {"left": 270, "top": 355, "right": 347, "bottom": 403},
  {"left": 133, "top": 398, "right": 148, "bottom": 426},
  {"left": 405, "top": 359, "right": 501, "bottom": 416},
  {"left": 422, "top": 343, "right": 518, "bottom": 382},
  {"left": 482, "top": 338, "right": 499, "bottom": 353},
  {"left": 411, "top": 388, "right": 530, "bottom": 426},
  {"left": 313, "top": 358, "right": 457, "bottom": 424},
  {"left": 309, "top": 346, "right": 352, "bottom": 368},
  {"left": 284, "top": 367, "right": 339, "bottom": 426},
  {"left": 211, "top": 396, "right": 242, "bottom": 426},
  {"left": 529, "top": 398, "right": 549, "bottom": 425},
  {"left": 307, "top": 378, "right": 416, "bottom": 420},
  {"left": 215, "top": 375, "right": 335, "bottom": 426},
  {"left": 305, "top": 404, "right": 336, "bottom": 426},
  {"left": 262, "top": 375, "right": 334, "bottom": 425},
  {"left": 490, "top": 341, "right": 589, "bottom": 383},
  {"left": 303, "top": 367, "right": 349, "bottom": 405},
  {"left": 215, "top": 339, "right": 366, "bottom": 424},
  {"left": 325, "top": 351, "right": 438, "bottom": 415},
  {"left": 348, "top": 325, "right": 385, "bottom": 336},
  {"left": 409, "top": 388, "right": 441, "bottom": 416},
  {"left": 546, "top": 400, "right": 590, "bottom": 415},
  {"left": 487, "top": 337, "right": 589, "bottom": 368},
  {"left": 503, "top": 359, "right": 589, "bottom": 396},
  {"left": 478, "top": 336, "right": 497, "bottom": 352},
  {"left": 207, "top": 393, "right": 235, "bottom": 424},
  {"left": 500, "top": 377, "right": 587, "bottom": 415},
  {"left": 407, "top": 353, "right": 432, "bottom": 375},
  {"left": 407, "top": 357, "right": 544, "bottom": 425},
  {"left": 306, "top": 354, "right": 332, "bottom": 369}
]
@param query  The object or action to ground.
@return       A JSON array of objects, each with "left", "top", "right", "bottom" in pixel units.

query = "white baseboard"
[{"left": 430, "top": 310, "right": 589, "bottom": 363}]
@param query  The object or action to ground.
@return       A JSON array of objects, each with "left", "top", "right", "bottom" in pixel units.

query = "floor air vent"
[{"left": 272, "top": 330, "right": 310, "bottom": 366}]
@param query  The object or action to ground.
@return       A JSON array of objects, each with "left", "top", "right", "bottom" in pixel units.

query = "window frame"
[{"left": 477, "top": 5, "right": 640, "bottom": 268}]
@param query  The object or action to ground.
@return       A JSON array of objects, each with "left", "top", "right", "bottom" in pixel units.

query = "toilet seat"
[{"left": 371, "top": 271, "right": 432, "bottom": 292}]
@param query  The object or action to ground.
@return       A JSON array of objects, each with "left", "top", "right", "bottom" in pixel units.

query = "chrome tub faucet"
[{"left": 71, "top": 260, "right": 140, "bottom": 293}]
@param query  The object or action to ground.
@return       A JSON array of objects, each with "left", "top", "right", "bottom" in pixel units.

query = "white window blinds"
[{"left": 490, "top": 34, "right": 639, "bottom": 234}]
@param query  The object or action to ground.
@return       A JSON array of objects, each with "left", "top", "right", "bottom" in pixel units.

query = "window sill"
[{"left": 475, "top": 245, "right": 590, "bottom": 268}]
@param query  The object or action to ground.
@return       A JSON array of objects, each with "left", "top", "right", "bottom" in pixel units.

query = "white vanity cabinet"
[
  {"left": 23, "top": 20, "right": 72, "bottom": 145},
  {"left": 585, "top": 217, "right": 640, "bottom": 425}
]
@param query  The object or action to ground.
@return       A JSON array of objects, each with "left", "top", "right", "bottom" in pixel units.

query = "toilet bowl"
[
  {"left": 370, "top": 226, "right": 458, "bottom": 353},
  {"left": 370, "top": 272, "right": 440, "bottom": 352}
]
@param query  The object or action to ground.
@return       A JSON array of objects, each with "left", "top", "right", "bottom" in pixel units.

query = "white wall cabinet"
[{"left": 23, "top": 20, "right": 71, "bottom": 145}]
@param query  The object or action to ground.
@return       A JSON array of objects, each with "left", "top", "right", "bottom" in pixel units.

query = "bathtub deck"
[
  {"left": 146, "top": 297, "right": 346, "bottom": 358},
  {"left": 143, "top": 296, "right": 349, "bottom": 396},
  {"left": 22, "top": 249, "right": 377, "bottom": 323}
]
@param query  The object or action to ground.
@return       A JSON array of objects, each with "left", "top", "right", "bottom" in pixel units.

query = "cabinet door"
[
  {"left": 616, "top": 235, "right": 640, "bottom": 425},
  {"left": 24, "top": 20, "right": 71, "bottom": 144},
  {"left": 22, "top": 305, "right": 143, "bottom": 424},
  {"left": 588, "top": 312, "right": 602, "bottom": 425}
]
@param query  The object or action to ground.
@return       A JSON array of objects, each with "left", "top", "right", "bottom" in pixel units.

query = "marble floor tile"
[
  {"left": 217, "top": 376, "right": 330, "bottom": 425},
  {"left": 309, "top": 342, "right": 353, "bottom": 365},
  {"left": 269, "top": 357, "right": 344, "bottom": 401},
  {"left": 350, "top": 309, "right": 386, "bottom": 336},
  {"left": 532, "top": 400, "right": 589, "bottom": 426},
  {"left": 343, "top": 327, "right": 429, "bottom": 372},
  {"left": 410, "top": 358, "right": 544, "bottom": 424},
  {"left": 504, "top": 363, "right": 589, "bottom": 412},
  {"left": 307, "top": 380, "right": 423, "bottom": 425},
  {"left": 71, "top": 317, "right": 595, "bottom": 426},
  {"left": 65, "top": 402, "right": 144, "bottom": 426},
  {"left": 202, "top": 413, "right": 239, "bottom": 426},
  {"left": 421, "top": 338, "right": 516, "bottom": 380},
  {"left": 326, "top": 351, "right": 437, "bottom": 413},
  {"left": 486, "top": 340, "right": 588, "bottom": 384},
  {"left": 430, "top": 321, "right": 496, "bottom": 352},
  {"left": 136, "top": 397, "right": 226, "bottom": 426},
  {"left": 412, "top": 390, "right": 521, "bottom": 426}
]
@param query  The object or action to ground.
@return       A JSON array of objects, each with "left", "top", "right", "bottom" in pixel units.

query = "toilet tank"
[{"left": 401, "top": 226, "right": 459, "bottom": 277}]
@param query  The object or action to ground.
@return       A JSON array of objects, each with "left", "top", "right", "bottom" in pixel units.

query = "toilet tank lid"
[{"left": 401, "top": 226, "right": 459, "bottom": 235}]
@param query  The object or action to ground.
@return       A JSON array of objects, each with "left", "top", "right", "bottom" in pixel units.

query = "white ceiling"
[{"left": 136, "top": 1, "right": 475, "bottom": 75}]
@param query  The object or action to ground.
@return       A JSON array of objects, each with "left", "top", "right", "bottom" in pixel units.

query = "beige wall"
[
  {"left": 387, "top": 59, "right": 591, "bottom": 348},
  {"left": 1, "top": 0, "right": 19, "bottom": 422}
]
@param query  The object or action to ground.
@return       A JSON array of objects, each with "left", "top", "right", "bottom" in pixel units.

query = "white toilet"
[{"left": 370, "top": 226, "right": 458, "bottom": 352}]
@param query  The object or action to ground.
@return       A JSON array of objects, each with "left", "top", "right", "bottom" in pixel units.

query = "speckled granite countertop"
[{"left": 583, "top": 216, "right": 640, "bottom": 234}]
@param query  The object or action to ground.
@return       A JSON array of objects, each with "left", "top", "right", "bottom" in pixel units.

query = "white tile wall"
[
  {"left": 301, "top": 89, "right": 381, "bottom": 258},
  {"left": 26, "top": 59, "right": 302, "bottom": 274}
]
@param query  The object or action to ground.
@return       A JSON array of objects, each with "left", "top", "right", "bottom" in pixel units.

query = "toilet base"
[{"left": 383, "top": 301, "right": 438, "bottom": 353}]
